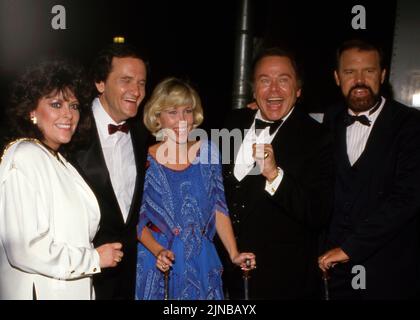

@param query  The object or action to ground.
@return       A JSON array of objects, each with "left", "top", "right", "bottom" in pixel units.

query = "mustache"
[{"left": 349, "top": 84, "right": 373, "bottom": 94}]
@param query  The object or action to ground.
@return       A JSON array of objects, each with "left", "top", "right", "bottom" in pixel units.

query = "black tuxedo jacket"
[
  {"left": 325, "top": 99, "right": 420, "bottom": 299},
  {"left": 221, "top": 107, "right": 334, "bottom": 299},
  {"left": 70, "top": 114, "right": 148, "bottom": 299}
]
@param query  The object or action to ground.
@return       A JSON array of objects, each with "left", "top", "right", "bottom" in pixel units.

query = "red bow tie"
[{"left": 108, "top": 123, "right": 129, "bottom": 134}]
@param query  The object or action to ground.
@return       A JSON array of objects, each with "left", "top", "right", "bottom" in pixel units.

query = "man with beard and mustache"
[{"left": 319, "top": 39, "right": 420, "bottom": 299}]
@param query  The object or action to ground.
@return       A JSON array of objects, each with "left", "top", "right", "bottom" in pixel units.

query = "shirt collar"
[
  {"left": 92, "top": 97, "right": 127, "bottom": 138},
  {"left": 348, "top": 96, "right": 386, "bottom": 121},
  {"left": 255, "top": 106, "right": 295, "bottom": 123}
]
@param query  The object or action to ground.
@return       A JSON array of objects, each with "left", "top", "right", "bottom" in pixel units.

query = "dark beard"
[{"left": 346, "top": 85, "right": 379, "bottom": 113}]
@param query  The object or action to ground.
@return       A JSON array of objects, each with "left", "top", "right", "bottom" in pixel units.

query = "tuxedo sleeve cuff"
[{"left": 265, "top": 167, "right": 284, "bottom": 196}]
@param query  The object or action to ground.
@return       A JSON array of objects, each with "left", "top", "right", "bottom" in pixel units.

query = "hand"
[
  {"left": 96, "top": 242, "right": 124, "bottom": 268},
  {"left": 231, "top": 252, "right": 256, "bottom": 271},
  {"left": 156, "top": 249, "right": 175, "bottom": 273},
  {"left": 252, "top": 143, "right": 278, "bottom": 181},
  {"left": 318, "top": 247, "right": 350, "bottom": 272}
]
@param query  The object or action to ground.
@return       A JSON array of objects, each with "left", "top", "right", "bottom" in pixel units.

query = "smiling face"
[
  {"left": 95, "top": 57, "right": 147, "bottom": 123},
  {"left": 158, "top": 105, "right": 194, "bottom": 144},
  {"left": 30, "top": 89, "right": 80, "bottom": 150},
  {"left": 253, "top": 55, "right": 301, "bottom": 121},
  {"left": 335, "top": 48, "right": 386, "bottom": 114}
]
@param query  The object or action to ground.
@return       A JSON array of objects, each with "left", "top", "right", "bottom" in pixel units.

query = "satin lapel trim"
[
  {"left": 336, "top": 111, "right": 352, "bottom": 170},
  {"left": 351, "top": 100, "right": 394, "bottom": 172},
  {"left": 81, "top": 132, "right": 125, "bottom": 226},
  {"left": 269, "top": 108, "right": 300, "bottom": 166},
  {"left": 84, "top": 136, "right": 111, "bottom": 190},
  {"left": 125, "top": 122, "right": 147, "bottom": 226}
]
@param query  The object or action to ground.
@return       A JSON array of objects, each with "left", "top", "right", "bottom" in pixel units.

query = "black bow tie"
[
  {"left": 344, "top": 99, "right": 381, "bottom": 127},
  {"left": 344, "top": 114, "right": 371, "bottom": 127},
  {"left": 108, "top": 123, "right": 129, "bottom": 134},
  {"left": 255, "top": 118, "right": 283, "bottom": 135}
]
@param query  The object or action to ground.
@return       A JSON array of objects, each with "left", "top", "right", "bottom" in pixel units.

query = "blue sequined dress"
[{"left": 135, "top": 140, "right": 229, "bottom": 300}]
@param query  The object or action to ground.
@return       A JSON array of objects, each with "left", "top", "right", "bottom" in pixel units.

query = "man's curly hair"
[{"left": 5, "top": 60, "right": 93, "bottom": 153}]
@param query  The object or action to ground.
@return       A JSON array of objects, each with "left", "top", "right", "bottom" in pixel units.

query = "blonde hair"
[{"left": 143, "top": 77, "right": 204, "bottom": 135}]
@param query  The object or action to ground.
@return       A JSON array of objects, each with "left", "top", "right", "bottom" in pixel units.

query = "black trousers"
[{"left": 327, "top": 264, "right": 362, "bottom": 300}]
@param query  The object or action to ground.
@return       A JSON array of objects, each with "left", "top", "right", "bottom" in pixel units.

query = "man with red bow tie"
[{"left": 70, "top": 44, "right": 149, "bottom": 299}]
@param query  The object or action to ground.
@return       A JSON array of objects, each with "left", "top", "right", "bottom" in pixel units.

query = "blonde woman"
[{"left": 136, "top": 77, "right": 255, "bottom": 300}]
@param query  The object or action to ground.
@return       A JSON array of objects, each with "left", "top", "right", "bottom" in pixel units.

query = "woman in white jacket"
[{"left": 0, "top": 61, "right": 123, "bottom": 300}]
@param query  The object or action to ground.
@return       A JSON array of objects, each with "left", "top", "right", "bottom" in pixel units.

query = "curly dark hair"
[{"left": 5, "top": 60, "right": 93, "bottom": 155}]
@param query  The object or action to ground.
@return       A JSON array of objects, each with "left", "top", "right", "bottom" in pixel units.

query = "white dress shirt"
[
  {"left": 92, "top": 98, "right": 136, "bottom": 222},
  {"left": 234, "top": 108, "right": 294, "bottom": 195},
  {"left": 346, "top": 96, "right": 385, "bottom": 166}
]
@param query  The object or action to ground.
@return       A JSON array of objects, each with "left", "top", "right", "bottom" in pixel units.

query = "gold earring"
[{"left": 31, "top": 115, "right": 37, "bottom": 125}]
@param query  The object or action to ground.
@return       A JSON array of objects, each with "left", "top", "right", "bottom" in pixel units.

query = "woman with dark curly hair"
[{"left": 0, "top": 60, "right": 124, "bottom": 300}]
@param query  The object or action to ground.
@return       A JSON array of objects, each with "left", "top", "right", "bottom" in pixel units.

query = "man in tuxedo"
[
  {"left": 222, "top": 48, "right": 333, "bottom": 299},
  {"left": 71, "top": 44, "right": 149, "bottom": 299},
  {"left": 319, "top": 39, "right": 420, "bottom": 299}
]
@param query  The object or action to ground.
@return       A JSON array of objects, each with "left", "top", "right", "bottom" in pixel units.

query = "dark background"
[{"left": 0, "top": 0, "right": 397, "bottom": 138}]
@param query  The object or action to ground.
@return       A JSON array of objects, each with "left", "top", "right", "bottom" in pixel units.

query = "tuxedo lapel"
[
  {"left": 77, "top": 122, "right": 125, "bottom": 226},
  {"left": 125, "top": 119, "right": 148, "bottom": 227},
  {"left": 270, "top": 108, "right": 303, "bottom": 168},
  {"left": 223, "top": 109, "right": 265, "bottom": 225},
  {"left": 349, "top": 102, "right": 393, "bottom": 176},
  {"left": 335, "top": 111, "right": 352, "bottom": 170},
  {"left": 335, "top": 101, "right": 395, "bottom": 189}
]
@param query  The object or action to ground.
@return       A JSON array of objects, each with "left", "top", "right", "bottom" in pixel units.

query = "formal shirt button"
[
  {"left": 70, "top": 270, "right": 75, "bottom": 274},
  {"left": 93, "top": 268, "right": 97, "bottom": 272}
]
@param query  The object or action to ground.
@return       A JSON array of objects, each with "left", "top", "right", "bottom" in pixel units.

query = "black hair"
[
  {"left": 336, "top": 38, "right": 385, "bottom": 70},
  {"left": 90, "top": 43, "right": 149, "bottom": 86},
  {"left": 5, "top": 60, "right": 91, "bottom": 151},
  {"left": 251, "top": 47, "right": 304, "bottom": 88}
]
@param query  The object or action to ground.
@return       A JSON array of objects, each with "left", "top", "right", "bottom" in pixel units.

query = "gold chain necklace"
[{"left": 1, "top": 138, "right": 65, "bottom": 166}]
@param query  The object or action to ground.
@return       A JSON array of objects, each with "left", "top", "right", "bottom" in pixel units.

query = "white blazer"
[{"left": 0, "top": 140, "right": 101, "bottom": 300}]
